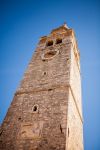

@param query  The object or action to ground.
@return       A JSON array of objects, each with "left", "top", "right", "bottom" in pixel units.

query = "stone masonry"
[{"left": 0, "top": 24, "right": 84, "bottom": 150}]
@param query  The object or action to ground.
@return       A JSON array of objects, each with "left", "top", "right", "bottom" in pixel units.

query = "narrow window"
[
  {"left": 68, "top": 128, "right": 69, "bottom": 137},
  {"left": 33, "top": 106, "right": 37, "bottom": 111},
  {"left": 46, "top": 40, "right": 53, "bottom": 46},
  {"left": 56, "top": 38, "right": 62, "bottom": 44},
  {"left": 60, "top": 124, "right": 63, "bottom": 133},
  {"left": 32, "top": 105, "right": 38, "bottom": 113}
]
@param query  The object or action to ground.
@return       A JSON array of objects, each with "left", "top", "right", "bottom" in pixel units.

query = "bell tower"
[{"left": 0, "top": 24, "right": 83, "bottom": 150}]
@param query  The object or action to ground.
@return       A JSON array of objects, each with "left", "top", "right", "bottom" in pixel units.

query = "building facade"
[{"left": 0, "top": 24, "right": 83, "bottom": 150}]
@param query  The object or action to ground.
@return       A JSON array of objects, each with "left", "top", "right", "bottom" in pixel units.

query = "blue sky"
[{"left": 0, "top": 0, "right": 100, "bottom": 149}]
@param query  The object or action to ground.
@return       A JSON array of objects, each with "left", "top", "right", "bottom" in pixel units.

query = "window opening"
[
  {"left": 32, "top": 105, "right": 38, "bottom": 112},
  {"left": 46, "top": 40, "right": 53, "bottom": 46},
  {"left": 60, "top": 124, "right": 63, "bottom": 133},
  {"left": 68, "top": 128, "right": 69, "bottom": 137},
  {"left": 56, "top": 38, "right": 62, "bottom": 44}
]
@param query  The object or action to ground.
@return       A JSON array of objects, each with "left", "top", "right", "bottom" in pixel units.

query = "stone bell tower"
[{"left": 0, "top": 24, "right": 83, "bottom": 150}]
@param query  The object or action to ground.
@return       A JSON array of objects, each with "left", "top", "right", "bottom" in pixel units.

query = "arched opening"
[
  {"left": 32, "top": 105, "right": 38, "bottom": 112},
  {"left": 33, "top": 106, "right": 37, "bottom": 111},
  {"left": 56, "top": 38, "right": 62, "bottom": 44},
  {"left": 46, "top": 40, "right": 53, "bottom": 46}
]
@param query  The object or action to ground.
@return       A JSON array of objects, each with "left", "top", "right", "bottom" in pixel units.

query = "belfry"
[{"left": 0, "top": 24, "right": 83, "bottom": 150}]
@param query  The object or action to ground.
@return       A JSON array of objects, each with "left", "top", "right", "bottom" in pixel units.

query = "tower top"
[
  {"left": 51, "top": 23, "right": 69, "bottom": 34},
  {"left": 63, "top": 22, "right": 69, "bottom": 28}
]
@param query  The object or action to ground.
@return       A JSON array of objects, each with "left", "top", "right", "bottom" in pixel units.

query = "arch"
[
  {"left": 56, "top": 38, "right": 62, "bottom": 44},
  {"left": 46, "top": 40, "right": 53, "bottom": 46}
]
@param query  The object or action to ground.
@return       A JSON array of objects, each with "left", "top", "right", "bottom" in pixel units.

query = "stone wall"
[
  {"left": 67, "top": 89, "right": 83, "bottom": 150},
  {"left": 0, "top": 25, "right": 83, "bottom": 150}
]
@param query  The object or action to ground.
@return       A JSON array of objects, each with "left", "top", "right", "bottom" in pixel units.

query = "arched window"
[
  {"left": 32, "top": 105, "right": 38, "bottom": 113},
  {"left": 46, "top": 40, "right": 53, "bottom": 46},
  {"left": 56, "top": 38, "right": 62, "bottom": 44}
]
